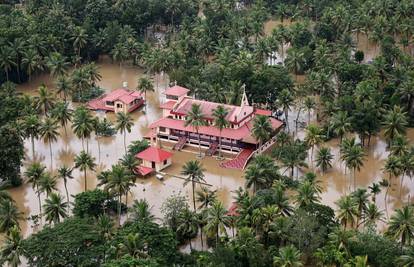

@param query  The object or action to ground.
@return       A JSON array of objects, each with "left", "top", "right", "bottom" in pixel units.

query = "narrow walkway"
[{"left": 220, "top": 148, "right": 254, "bottom": 170}]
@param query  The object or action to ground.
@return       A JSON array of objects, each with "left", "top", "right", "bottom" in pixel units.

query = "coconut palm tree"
[
  {"left": 36, "top": 85, "right": 55, "bottom": 116},
  {"left": 341, "top": 141, "right": 365, "bottom": 191},
  {"left": 336, "top": 195, "right": 358, "bottom": 228},
  {"left": 40, "top": 117, "right": 60, "bottom": 168},
  {"left": 294, "top": 180, "right": 321, "bottom": 208},
  {"left": 105, "top": 164, "right": 134, "bottom": 224},
  {"left": 51, "top": 102, "right": 72, "bottom": 137},
  {"left": 0, "top": 46, "right": 16, "bottom": 81},
  {"left": 72, "top": 106, "right": 94, "bottom": 151},
  {"left": 74, "top": 151, "right": 96, "bottom": 191},
  {"left": 38, "top": 172, "right": 57, "bottom": 198},
  {"left": 0, "top": 225, "right": 24, "bottom": 267},
  {"left": 303, "top": 96, "right": 316, "bottom": 125},
  {"left": 43, "top": 193, "right": 68, "bottom": 224},
  {"left": 0, "top": 200, "right": 23, "bottom": 234},
  {"left": 129, "top": 199, "right": 155, "bottom": 223},
  {"left": 45, "top": 52, "right": 70, "bottom": 78},
  {"left": 383, "top": 106, "right": 408, "bottom": 145},
  {"left": 181, "top": 160, "right": 206, "bottom": 211},
  {"left": 273, "top": 184, "right": 294, "bottom": 217},
  {"left": 386, "top": 206, "right": 414, "bottom": 247},
  {"left": 71, "top": 26, "right": 88, "bottom": 58},
  {"left": 184, "top": 103, "right": 206, "bottom": 157},
  {"left": 273, "top": 245, "right": 303, "bottom": 267},
  {"left": 21, "top": 114, "right": 41, "bottom": 159},
  {"left": 244, "top": 161, "right": 268, "bottom": 194},
  {"left": 315, "top": 147, "right": 333, "bottom": 173},
  {"left": 177, "top": 208, "right": 198, "bottom": 250},
  {"left": 277, "top": 89, "right": 294, "bottom": 131},
  {"left": 55, "top": 75, "right": 72, "bottom": 102},
  {"left": 115, "top": 112, "right": 134, "bottom": 153},
  {"left": 383, "top": 155, "right": 403, "bottom": 215},
  {"left": 285, "top": 47, "right": 305, "bottom": 82},
  {"left": 396, "top": 246, "right": 414, "bottom": 267},
  {"left": 119, "top": 153, "right": 139, "bottom": 177},
  {"left": 196, "top": 186, "right": 217, "bottom": 210},
  {"left": 351, "top": 188, "right": 370, "bottom": 227},
  {"left": 22, "top": 49, "right": 43, "bottom": 81},
  {"left": 329, "top": 111, "right": 352, "bottom": 143},
  {"left": 252, "top": 115, "right": 273, "bottom": 148},
  {"left": 204, "top": 201, "right": 230, "bottom": 245},
  {"left": 57, "top": 166, "right": 74, "bottom": 208},
  {"left": 304, "top": 124, "right": 324, "bottom": 165},
  {"left": 25, "top": 162, "right": 46, "bottom": 215},
  {"left": 212, "top": 105, "right": 229, "bottom": 159},
  {"left": 362, "top": 203, "right": 385, "bottom": 227},
  {"left": 368, "top": 182, "right": 381, "bottom": 204},
  {"left": 136, "top": 76, "right": 154, "bottom": 111}
]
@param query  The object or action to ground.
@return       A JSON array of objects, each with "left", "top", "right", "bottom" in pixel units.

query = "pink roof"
[
  {"left": 135, "top": 166, "right": 153, "bottom": 176},
  {"left": 149, "top": 117, "right": 283, "bottom": 141},
  {"left": 172, "top": 98, "right": 254, "bottom": 123},
  {"left": 135, "top": 147, "right": 173, "bottom": 163},
  {"left": 164, "top": 85, "right": 190, "bottom": 97},
  {"left": 160, "top": 101, "right": 177, "bottom": 110},
  {"left": 101, "top": 88, "right": 142, "bottom": 104},
  {"left": 255, "top": 109, "right": 272, "bottom": 116}
]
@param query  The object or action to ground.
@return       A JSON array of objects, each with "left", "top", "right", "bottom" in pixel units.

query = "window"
[
  {"left": 151, "top": 162, "right": 156, "bottom": 168},
  {"left": 163, "top": 159, "right": 167, "bottom": 165},
  {"left": 117, "top": 103, "right": 122, "bottom": 108},
  {"left": 106, "top": 101, "right": 114, "bottom": 106},
  {"left": 159, "top": 127, "right": 166, "bottom": 132}
]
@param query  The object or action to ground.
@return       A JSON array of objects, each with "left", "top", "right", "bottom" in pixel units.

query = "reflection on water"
[{"left": 8, "top": 50, "right": 414, "bottom": 238}]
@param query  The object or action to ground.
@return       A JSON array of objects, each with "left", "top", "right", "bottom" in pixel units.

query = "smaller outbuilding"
[{"left": 135, "top": 146, "right": 173, "bottom": 176}]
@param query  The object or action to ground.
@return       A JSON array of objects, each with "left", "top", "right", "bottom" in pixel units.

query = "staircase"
[
  {"left": 205, "top": 142, "right": 219, "bottom": 156},
  {"left": 220, "top": 149, "right": 254, "bottom": 170},
  {"left": 173, "top": 136, "right": 187, "bottom": 151}
]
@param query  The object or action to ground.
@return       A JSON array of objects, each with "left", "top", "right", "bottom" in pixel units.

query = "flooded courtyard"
[{"left": 7, "top": 51, "right": 414, "bottom": 239}]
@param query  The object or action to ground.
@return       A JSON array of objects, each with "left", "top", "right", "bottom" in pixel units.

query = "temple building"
[
  {"left": 148, "top": 85, "right": 283, "bottom": 159},
  {"left": 87, "top": 87, "right": 144, "bottom": 113}
]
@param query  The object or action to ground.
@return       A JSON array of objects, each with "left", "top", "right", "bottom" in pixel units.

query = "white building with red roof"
[
  {"left": 150, "top": 84, "right": 283, "bottom": 157},
  {"left": 87, "top": 87, "right": 144, "bottom": 113},
  {"left": 135, "top": 146, "right": 173, "bottom": 175}
]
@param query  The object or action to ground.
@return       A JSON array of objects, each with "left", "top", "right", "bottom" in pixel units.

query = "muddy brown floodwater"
[{"left": 6, "top": 48, "right": 414, "bottom": 241}]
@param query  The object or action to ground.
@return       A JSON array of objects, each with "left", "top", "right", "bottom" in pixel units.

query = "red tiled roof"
[
  {"left": 144, "top": 129, "right": 156, "bottom": 139},
  {"left": 164, "top": 85, "right": 190, "bottom": 97},
  {"left": 135, "top": 147, "right": 173, "bottom": 163},
  {"left": 227, "top": 202, "right": 240, "bottom": 216},
  {"left": 255, "top": 109, "right": 272, "bottom": 116},
  {"left": 172, "top": 98, "right": 254, "bottom": 123},
  {"left": 149, "top": 117, "right": 283, "bottom": 141},
  {"left": 160, "top": 101, "right": 177, "bottom": 110},
  {"left": 101, "top": 88, "right": 142, "bottom": 104},
  {"left": 135, "top": 166, "right": 153, "bottom": 176}
]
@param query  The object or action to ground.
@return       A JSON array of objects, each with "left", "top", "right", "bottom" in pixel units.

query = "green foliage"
[
  {"left": 349, "top": 230, "right": 401, "bottom": 267},
  {"left": 22, "top": 217, "right": 106, "bottom": 267},
  {"left": 73, "top": 189, "right": 120, "bottom": 218}
]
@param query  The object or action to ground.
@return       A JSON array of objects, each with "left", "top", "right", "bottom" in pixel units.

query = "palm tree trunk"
[
  {"left": 200, "top": 227, "right": 204, "bottom": 250},
  {"left": 124, "top": 132, "right": 127, "bottom": 154},
  {"left": 84, "top": 169, "right": 87, "bottom": 191},
  {"left": 37, "top": 190, "right": 42, "bottom": 216},
  {"left": 118, "top": 194, "right": 122, "bottom": 225},
  {"left": 49, "top": 142, "right": 53, "bottom": 169},
  {"left": 97, "top": 137, "right": 101, "bottom": 162},
  {"left": 81, "top": 137, "right": 85, "bottom": 151},
  {"left": 64, "top": 180, "right": 70, "bottom": 211},
  {"left": 197, "top": 130, "right": 202, "bottom": 157},
  {"left": 31, "top": 135, "right": 35, "bottom": 160},
  {"left": 219, "top": 131, "right": 222, "bottom": 159},
  {"left": 353, "top": 168, "right": 356, "bottom": 191},
  {"left": 192, "top": 180, "right": 196, "bottom": 211}
]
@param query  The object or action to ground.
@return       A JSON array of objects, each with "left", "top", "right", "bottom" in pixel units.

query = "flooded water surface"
[{"left": 8, "top": 49, "right": 414, "bottom": 238}]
